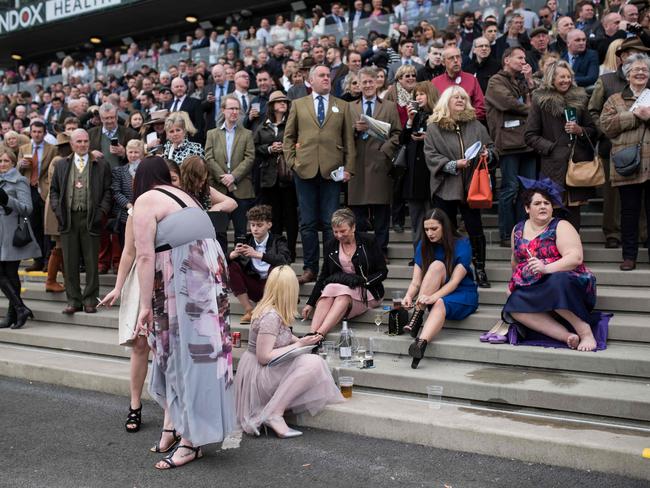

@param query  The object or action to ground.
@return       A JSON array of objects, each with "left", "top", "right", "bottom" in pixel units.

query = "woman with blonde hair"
[
  {"left": 384, "top": 64, "right": 418, "bottom": 126},
  {"left": 600, "top": 39, "right": 624, "bottom": 76},
  {"left": 162, "top": 111, "right": 204, "bottom": 166},
  {"left": 340, "top": 72, "right": 361, "bottom": 102},
  {"left": 423, "top": 85, "right": 496, "bottom": 288},
  {"left": 235, "top": 265, "right": 343, "bottom": 438}
]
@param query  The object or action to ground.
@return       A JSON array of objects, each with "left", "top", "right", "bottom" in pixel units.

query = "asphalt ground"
[{"left": 0, "top": 376, "right": 645, "bottom": 488}]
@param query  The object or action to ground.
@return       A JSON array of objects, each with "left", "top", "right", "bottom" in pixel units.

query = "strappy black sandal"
[
  {"left": 155, "top": 445, "right": 203, "bottom": 470},
  {"left": 125, "top": 405, "right": 142, "bottom": 433},
  {"left": 150, "top": 429, "right": 181, "bottom": 453}
]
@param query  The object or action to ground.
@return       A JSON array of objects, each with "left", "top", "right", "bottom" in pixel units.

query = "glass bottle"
[{"left": 338, "top": 320, "right": 354, "bottom": 361}]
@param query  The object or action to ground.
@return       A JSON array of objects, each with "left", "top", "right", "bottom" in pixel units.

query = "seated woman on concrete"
[
  {"left": 234, "top": 265, "right": 343, "bottom": 438},
  {"left": 402, "top": 208, "right": 479, "bottom": 369},
  {"left": 229, "top": 205, "right": 291, "bottom": 324},
  {"left": 301, "top": 208, "right": 387, "bottom": 338},
  {"left": 500, "top": 177, "right": 607, "bottom": 352}
]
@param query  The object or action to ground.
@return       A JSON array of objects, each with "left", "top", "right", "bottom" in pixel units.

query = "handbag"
[
  {"left": 276, "top": 153, "right": 292, "bottom": 184},
  {"left": 118, "top": 263, "right": 141, "bottom": 347},
  {"left": 388, "top": 144, "right": 407, "bottom": 179},
  {"left": 13, "top": 217, "right": 33, "bottom": 248},
  {"left": 566, "top": 134, "right": 605, "bottom": 187},
  {"left": 467, "top": 153, "right": 493, "bottom": 209},
  {"left": 612, "top": 124, "right": 646, "bottom": 177}
]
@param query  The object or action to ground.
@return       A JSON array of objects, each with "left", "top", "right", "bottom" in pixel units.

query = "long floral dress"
[{"left": 147, "top": 200, "right": 237, "bottom": 446}]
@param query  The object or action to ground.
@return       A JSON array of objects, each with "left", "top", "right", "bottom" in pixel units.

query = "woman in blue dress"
[{"left": 402, "top": 208, "right": 479, "bottom": 369}]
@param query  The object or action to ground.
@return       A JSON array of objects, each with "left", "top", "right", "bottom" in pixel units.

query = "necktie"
[
  {"left": 365, "top": 101, "right": 373, "bottom": 117},
  {"left": 317, "top": 95, "right": 325, "bottom": 126},
  {"left": 30, "top": 145, "right": 39, "bottom": 186},
  {"left": 241, "top": 94, "right": 248, "bottom": 113},
  {"left": 78, "top": 156, "right": 86, "bottom": 172},
  {"left": 171, "top": 98, "right": 180, "bottom": 112}
]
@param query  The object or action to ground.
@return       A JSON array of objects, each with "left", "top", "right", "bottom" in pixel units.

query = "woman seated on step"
[
  {"left": 402, "top": 208, "right": 479, "bottom": 369},
  {"left": 500, "top": 177, "right": 606, "bottom": 352},
  {"left": 301, "top": 208, "right": 387, "bottom": 338},
  {"left": 235, "top": 265, "right": 343, "bottom": 438}
]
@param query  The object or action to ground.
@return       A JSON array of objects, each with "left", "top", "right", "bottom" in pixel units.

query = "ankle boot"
[
  {"left": 0, "top": 304, "right": 16, "bottom": 328},
  {"left": 470, "top": 235, "right": 491, "bottom": 288},
  {"left": 45, "top": 248, "right": 65, "bottom": 293},
  {"left": 408, "top": 338, "right": 428, "bottom": 369},
  {"left": 0, "top": 277, "right": 33, "bottom": 329},
  {"left": 403, "top": 307, "right": 425, "bottom": 338}
]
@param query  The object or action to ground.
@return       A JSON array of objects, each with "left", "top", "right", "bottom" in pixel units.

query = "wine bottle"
[{"left": 339, "top": 320, "right": 353, "bottom": 360}]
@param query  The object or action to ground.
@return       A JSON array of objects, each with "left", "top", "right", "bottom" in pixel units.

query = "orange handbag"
[{"left": 467, "top": 154, "right": 493, "bottom": 209}]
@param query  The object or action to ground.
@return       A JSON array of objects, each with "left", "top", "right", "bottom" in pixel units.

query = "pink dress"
[
  {"left": 234, "top": 309, "right": 344, "bottom": 435},
  {"left": 319, "top": 243, "right": 382, "bottom": 318}
]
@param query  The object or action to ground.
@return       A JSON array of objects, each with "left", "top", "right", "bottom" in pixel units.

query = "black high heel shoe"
[
  {"left": 125, "top": 404, "right": 142, "bottom": 433},
  {"left": 408, "top": 339, "right": 428, "bottom": 369},
  {"left": 403, "top": 308, "right": 424, "bottom": 338}
]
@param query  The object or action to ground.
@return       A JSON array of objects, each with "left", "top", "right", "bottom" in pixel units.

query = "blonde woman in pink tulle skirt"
[{"left": 234, "top": 265, "right": 344, "bottom": 438}]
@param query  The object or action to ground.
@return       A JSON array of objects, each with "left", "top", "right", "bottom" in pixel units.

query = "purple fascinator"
[{"left": 517, "top": 175, "right": 565, "bottom": 208}]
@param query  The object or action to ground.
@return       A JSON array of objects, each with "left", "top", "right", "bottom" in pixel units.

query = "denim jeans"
[
  {"left": 498, "top": 153, "right": 537, "bottom": 240},
  {"left": 294, "top": 174, "right": 341, "bottom": 273}
]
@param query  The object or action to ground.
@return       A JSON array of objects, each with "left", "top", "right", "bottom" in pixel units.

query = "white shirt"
[
  {"left": 74, "top": 153, "right": 89, "bottom": 172},
  {"left": 170, "top": 95, "right": 186, "bottom": 112},
  {"left": 312, "top": 92, "right": 330, "bottom": 118},
  {"left": 251, "top": 234, "right": 270, "bottom": 279},
  {"left": 234, "top": 90, "right": 249, "bottom": 110}
]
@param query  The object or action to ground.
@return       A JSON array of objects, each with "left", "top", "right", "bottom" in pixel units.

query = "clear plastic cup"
[
  {"left": 391, "top": 290, "right": 404, "bottom": 309},
  {"left": 426, "top": 385, "right": 443, "bottom": 409},
  {"left": 322, "top": 340, "right": 336, "bottom": 362},
  {"left": 339, "top": 376, "right": 354, "bottom": 398}
]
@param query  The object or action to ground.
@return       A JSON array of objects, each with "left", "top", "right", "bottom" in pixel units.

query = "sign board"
[{"left": 0, "top": 0, "right": 135, "bottom": 35}]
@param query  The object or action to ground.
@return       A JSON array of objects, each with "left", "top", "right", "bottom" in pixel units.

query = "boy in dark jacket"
[{"left": 229, "top": 205, "right": 291, "bottom": 323}]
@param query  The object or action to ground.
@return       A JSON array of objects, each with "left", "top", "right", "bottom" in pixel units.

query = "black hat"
[{"left": 529, "top": 27, "right": 549, "bottom": 38}]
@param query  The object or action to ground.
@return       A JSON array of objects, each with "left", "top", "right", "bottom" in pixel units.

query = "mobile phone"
[
  {"left": 235, "top": 235, "right": 247, "bottom": 246},
  {"left": 110, "top": 137, "right": 119, "bottom": 146}
]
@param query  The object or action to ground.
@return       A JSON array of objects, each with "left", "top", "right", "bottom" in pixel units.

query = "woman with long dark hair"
[
  {"left": 401, "top": 208, "right": 479, "bottom": 369},
  {"left": 132, "top": 156, "right": 236, "bottom": 469}
]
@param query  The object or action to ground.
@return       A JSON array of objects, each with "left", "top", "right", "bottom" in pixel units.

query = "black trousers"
[
  {"left": 432, "top": 196, "right": 484, "bottom": 238},
  {"left": 29, "top": 186, "right": 48, "bottom": 261},
  {"left": 0, "top": 261, "right": 21, "bottom": 296},
  {"left": 619, "top": 181, "right": 650, "bottom": 261},
  {"left": 259, "top": 183, "right": 299, "bottom": 261},
  {"left": 351, "top": 204, "right": 391, "bottom": 255}
]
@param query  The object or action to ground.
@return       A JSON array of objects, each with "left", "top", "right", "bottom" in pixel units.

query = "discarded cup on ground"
[
  {"left": 322, "top": 341, "right": 336, "bottom": 361},
  {"left": 391, "top": 290, "right": 404, "bottom": 309},
  {"left": 426, "top": 385, "right": 443, "bottom": 409},
  {"left": 339, "top": 376, "right": 354, "bottom": 398}
]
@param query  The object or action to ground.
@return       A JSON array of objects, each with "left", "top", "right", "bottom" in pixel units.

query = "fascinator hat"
[{"left": 517, "top": 176, "right": 565, "bottom": 208}]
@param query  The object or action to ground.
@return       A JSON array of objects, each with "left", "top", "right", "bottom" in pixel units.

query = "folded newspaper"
[
  {"left": 629, "top": 88, "right": 650, "bottom": 111},
  {"left": 362, "top": 114, "right": 392, "bottom": 141}
]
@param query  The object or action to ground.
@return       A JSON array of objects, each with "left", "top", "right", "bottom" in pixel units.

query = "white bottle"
[{"left": 338, "top": 320, "right": 353, "bottom": 360}]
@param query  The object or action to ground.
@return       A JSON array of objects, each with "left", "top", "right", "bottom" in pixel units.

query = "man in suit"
[
  {"left": 203, "top": 64, "right": 235, "bottom": 131},
  {"left": 563, "top": 29, "right": 599, "bottom": 88},
  {"left": 493, "top": 14, "right": 532, "bottom": 62},
  {"left": 348, "top": 67, "right": 402, "bottom": 262},
  {"left": 49, "top": 129, "right": 112, "bottom": 315},
  {"left": 328, "top": 46, "right": 349, "bottom": 97},
  {"left": 17, "top": 121, "right": 58, "bottom": 272},
  {"left": 166, "top": 77, "right": 204, "bottom": 141},
  {"left": 387, "top": 39, "right": 424, "bottom": 84},
  {"left": 88, "top": 102, "right": 138, "bottom": 274},
  {"left": 205, "top": 94, "right": 256, "bottom": 241},
  {"left": 348, "top": 0, "right": 369, "bottom": 28},
  {"left": 245, "top": 69, "right": 274, "bottom": 132},
  {"left": 43, "top": 97, "right": 72, "bottom": 134},
  {"left": 283, "top": 65, "right": 356, "bottom": 284}
]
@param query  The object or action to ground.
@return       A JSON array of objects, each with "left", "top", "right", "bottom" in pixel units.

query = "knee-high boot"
[
  {"left": 0, "top": 276, "right": 33, "bottom": 329},
  {"left": 470, "top": 235, "right": 491, "bottom": 288},
  {"left": 45, "top": 248, "right": 65, "bottom": 293}
]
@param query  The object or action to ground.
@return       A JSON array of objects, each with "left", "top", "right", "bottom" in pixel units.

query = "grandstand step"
[
  {"left": 3, "top": 298, "right": 649, "bottom": 344},
  {"left": 0, "top": 343, "right": 646, "bottom": 480}
]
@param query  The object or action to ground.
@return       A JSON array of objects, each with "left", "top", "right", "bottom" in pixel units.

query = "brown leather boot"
[{"left": 45, "top": 248, "right": 65, "bottom": 293}]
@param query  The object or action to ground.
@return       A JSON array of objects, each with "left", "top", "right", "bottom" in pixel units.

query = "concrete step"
[
  {"left": 1, "top": 321, "right": 647, "bottom": 422},
  {"left": 0, "top": 343, "right": 646, "bottom": 480},
  {"left": 3, "top": 298, "right": 649, "bottom": 344},
  {"left": 2, "top": 317, "right": 648, "bottom": 380}
]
